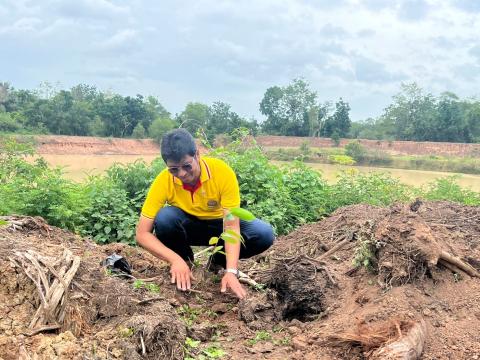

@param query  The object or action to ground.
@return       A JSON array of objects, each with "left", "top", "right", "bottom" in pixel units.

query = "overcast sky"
[{"left": 1, "top": 0, "right": 479, "bottom": 121}]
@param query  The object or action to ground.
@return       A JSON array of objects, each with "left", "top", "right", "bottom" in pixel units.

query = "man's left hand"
[{"left": 220, "top": 272, "right": 247, "bottom": 299}]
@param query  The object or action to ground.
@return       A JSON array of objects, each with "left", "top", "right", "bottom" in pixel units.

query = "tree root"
[{"left": 439, "top": 251, "right": 479, "bottom": 278}]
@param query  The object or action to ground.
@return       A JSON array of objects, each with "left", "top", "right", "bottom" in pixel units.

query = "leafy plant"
[
  {"left": 207, "top": 207, "right": 255, "bottom": 259},
  {"left": 329, "top": 154, "right": 355, "bottom": 165},
  {"left": 246, "top": 330, "right": 272, "bottom": 346}
]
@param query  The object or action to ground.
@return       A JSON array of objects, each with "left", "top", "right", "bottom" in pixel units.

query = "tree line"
[{"left": 0, "top": 80, "right": 479, "bottom": 143}]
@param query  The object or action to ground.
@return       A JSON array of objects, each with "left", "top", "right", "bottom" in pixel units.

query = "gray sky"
[{"left": 1, "top": 0, "right": 479, "bottom": 121}]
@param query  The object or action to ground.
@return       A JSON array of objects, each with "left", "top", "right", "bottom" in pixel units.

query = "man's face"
[{"left": 166, "top": 152, "right": 201, "bottom": 185}]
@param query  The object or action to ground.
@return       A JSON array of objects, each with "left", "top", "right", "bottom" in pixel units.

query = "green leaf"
[
  {"left": 213, "top": 246, "right": 224, "bottom": 254},
  {"left": 104, "top": 226, "right": 112, "bottom": 234},
  {"left": 229, "top": 207, "right": 256, "bottom": 221},
  {"left": 220, "top": 232, "right": 239, "bottom": 244},
  {"left": 209, "top": 236, "right": 219, "bottom": 245}
]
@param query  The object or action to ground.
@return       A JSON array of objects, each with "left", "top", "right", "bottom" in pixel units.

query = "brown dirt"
[
  {"left": 256, "top": 135, "right": 480, "bottom": 157},
  {"left": 29, "top": 134, "right": 480, "bottom": 158},
  {"left": 1, "top": 201, "right": 480, "bottom": 359}
]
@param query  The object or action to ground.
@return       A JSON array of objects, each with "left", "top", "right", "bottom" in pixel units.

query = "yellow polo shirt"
[{"left": 141, "top": 157, "right": 240, "bottom": 220}]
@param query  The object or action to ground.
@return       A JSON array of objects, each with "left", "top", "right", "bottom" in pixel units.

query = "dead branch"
[{"left": 315, "top": 237, "right": 351, "bottom": 261}]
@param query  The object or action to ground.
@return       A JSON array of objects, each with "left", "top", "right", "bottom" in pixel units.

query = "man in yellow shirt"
[{"left": 136, "top": 129, "right": 274, "bottom": 299}]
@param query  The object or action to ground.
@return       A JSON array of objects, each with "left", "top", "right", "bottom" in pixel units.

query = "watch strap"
[{"left": 225, "top": 268, "right": 240, "bottom": 278}]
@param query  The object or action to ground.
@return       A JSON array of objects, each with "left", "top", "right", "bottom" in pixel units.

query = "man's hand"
[
  {"left": 170, "top": 257, "right": 194, "bottom": 291},
  {"left": 221, "top": 272, "right": 247, "bottom": 299}
]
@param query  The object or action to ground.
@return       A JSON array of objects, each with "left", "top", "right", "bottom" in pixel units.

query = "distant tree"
[
  {"left": 260, "top": 78, "right": 317, "bottom": 136},
  {"left": 321, "top": 98, "right": 351, "bottom": 137},
  {"left": 132, "top": 122, "right": 146, "bottom": 139},
  {"left": 379, "top": 83, "right": 436, "bottom": 141},
  {"left": 148, "top": 117, "right": 176, "bottom": 143},
  {"left": 176, "top": 102, "right": 209, "bottom": 134},
  {"left": 205, "top": 101, "right": 256, "bottom": 142}
]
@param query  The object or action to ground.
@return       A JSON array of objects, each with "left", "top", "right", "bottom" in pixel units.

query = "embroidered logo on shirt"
[{"left": 207, "top": 200, "right": 218, "bottom": 209}]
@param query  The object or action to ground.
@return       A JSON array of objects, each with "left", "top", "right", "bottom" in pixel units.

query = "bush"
[
  {"left": 326, "top": 171, "right": 414, "bottom": 211},
  {"left": 79, "top": 177, "right": 138, "bottom": 244},
  {"left": 0, "top": 137, "right": 89, "bottom": 230},
  {"left": 421, "top": 176, "right": 480, "bottom": 206},
  {"left": 345, "top": 140, "right": 367, "bottom": 162},
  {"left": 106, "top": 158, "right": 165, "bottom": 212},
  {"left": 328, "top": 154, "right": 355, "bottom": 165}
]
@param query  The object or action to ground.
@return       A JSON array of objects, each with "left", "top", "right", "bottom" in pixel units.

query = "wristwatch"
[{"left": 225, "top": 268, "right": 240, "bottom": 278}]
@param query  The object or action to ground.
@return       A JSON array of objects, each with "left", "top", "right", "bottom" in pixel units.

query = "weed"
[
  {"left": 118, "top": 327, "right": 134, "bottom": 338},
  {"left": 274, "top": 336, "right": 291, "bottom": 346},
  {"left": 202, "top": 345, "right": 226, "bottom": 359},
  {"left": 246, "top": 330, "right": 272, "bottom": 346},
  {"left": 133, "top": 280, "right": 161, "bottom": 293},
  {"left": 177, "top": 305, "right": 201, "bottom": 327}
]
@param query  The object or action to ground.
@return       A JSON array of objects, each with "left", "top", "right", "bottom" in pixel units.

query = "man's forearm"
[
  {"left": 137, "top": 232, "right": 181, "bottom": 264},
  {"left": 223, "top": 214, "right": 241, "bottom": 269}
]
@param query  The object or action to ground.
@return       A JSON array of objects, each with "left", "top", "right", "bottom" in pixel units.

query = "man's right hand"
[{"left": 170, "top": 257, "right": 194, "bottom": 291}]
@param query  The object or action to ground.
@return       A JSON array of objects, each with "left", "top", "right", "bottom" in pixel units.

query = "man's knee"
[
  {"left": 248, "top": 219, "right": 275, "bottom": 250},
  {"left": 154, "top": 206, "right": 186, "bottom": 237}
]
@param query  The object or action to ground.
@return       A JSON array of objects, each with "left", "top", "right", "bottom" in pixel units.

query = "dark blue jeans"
[{"left": 154, "top": 206, "right": 275, "bottom": 267}]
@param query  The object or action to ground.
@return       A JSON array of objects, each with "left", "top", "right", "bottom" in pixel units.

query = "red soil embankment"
[
  {"left": 256, "top": 135, "right": 480, "bottom": 158},
  {"left": 33, "top": 135, "right": 480, "bottom": 158},
  {"left": 35, "top": 135, "right": 160, "bottom": 155}
]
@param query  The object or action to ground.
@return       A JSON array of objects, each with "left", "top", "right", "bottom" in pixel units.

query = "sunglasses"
[{"left": 167, "top": 157, "right": 196, "bottom": 175}]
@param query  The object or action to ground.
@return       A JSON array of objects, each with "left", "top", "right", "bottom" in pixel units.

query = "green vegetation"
[
  {"left": 2, "top": 80, "right": 480, "bottom": 143},
  {"left": 268, "top": 141, "right": 480, "bottom": 175},
  {"left": 1, "top": 132, "right": 478, "bottom": 251},
  {"left": 246, "top": 330, "right": 272, "bottom": 346}
]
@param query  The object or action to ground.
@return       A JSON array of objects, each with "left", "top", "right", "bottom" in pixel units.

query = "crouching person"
[{"left": 135, "top": 129, "right": 275, "bottom": 299}]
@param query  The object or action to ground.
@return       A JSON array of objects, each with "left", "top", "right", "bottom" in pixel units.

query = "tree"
[
  {"left": 205, "top": 101, "right": 255, "bottom": 143},
  {"left": 148, "top": 117, "right": 176, "bottom": 143},
  {"left": 132, "top": 122, "right": 146, "bottom": 139},
  {"left": 379, "top": 83, "right": 437, "bottom": 141},
  {"left": 321, "top": 98, "right": 351, "bottom": 138},
  {"left": 176, "top": 102, "right": 209, "bottom": 135},
  {"left": 260, "top": 78, "right": 317, "bottom": 136}
]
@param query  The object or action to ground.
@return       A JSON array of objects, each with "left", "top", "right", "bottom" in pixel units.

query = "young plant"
[{"left": 207, "top": 207, "right": 256, "bottom": 258}]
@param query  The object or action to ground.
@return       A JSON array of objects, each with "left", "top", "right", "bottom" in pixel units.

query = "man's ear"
[{"left": 195, "top": 149, "right": 200, "bottom": 158}]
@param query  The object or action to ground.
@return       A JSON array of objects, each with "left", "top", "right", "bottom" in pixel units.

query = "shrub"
[
  {"left": 79, "top": 177, "right": 138, "bottom": 244},
  {"left": 328, "top": 154, "right": 356, "bottom": 165},
  {"left": 326, "top": 171, "right": 414, "bottom": 211},
  {"left": 421, "top": 176, "right": 480, "bottom": 206},
  {"left": 345, "top": 140, "right": 367, "bottom": 162},
  {"left": 106, "top": 158, "right": 165, "bottom": 212}
]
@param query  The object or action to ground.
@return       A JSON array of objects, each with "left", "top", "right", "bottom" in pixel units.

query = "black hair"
[{"left": 160, "top": 128, "right": 197, "bottom": 162}]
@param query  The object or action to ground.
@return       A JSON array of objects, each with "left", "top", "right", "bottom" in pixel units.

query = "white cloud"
[{"left": 1, "top": 0, "right": 480, "bottom": 121}]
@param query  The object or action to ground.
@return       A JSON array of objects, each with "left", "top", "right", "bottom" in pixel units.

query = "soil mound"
[{"left": 1, "top": 200, "right": 480, "bottom": 359}]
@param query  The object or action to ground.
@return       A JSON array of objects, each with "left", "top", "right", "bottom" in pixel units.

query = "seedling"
[
  {"left": 118, "top": 326, "right": 134, "bottom": 338},
  {"left": 133, "top": 279, "right": 161, "bottom": 293},
  {"left": 202, "top": 345, "right": 226, "bottom": 359},
  {"left": 207, "top": 207, "right": 256, "bottom": 260},
  {"left": 246, "top": 330, "right": 272, "bottom": 346}
]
